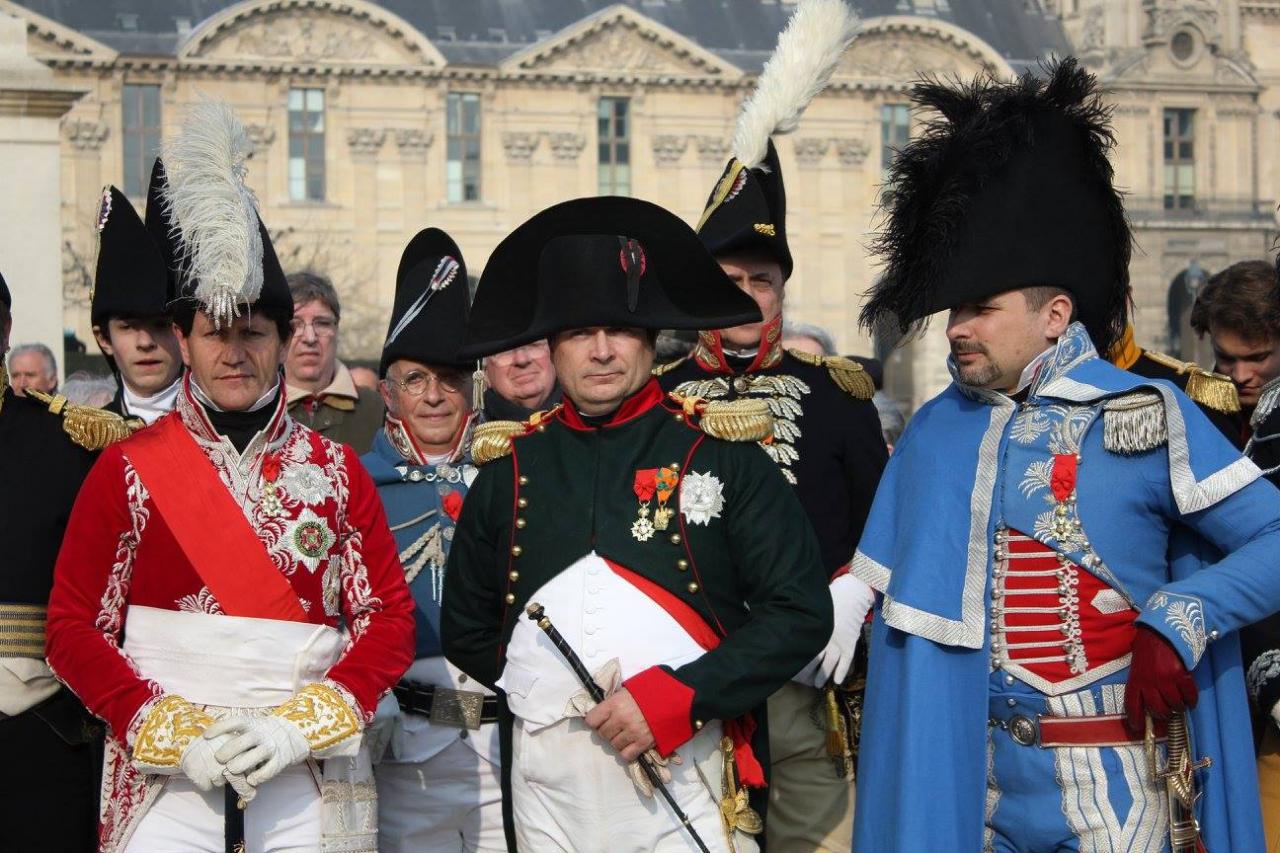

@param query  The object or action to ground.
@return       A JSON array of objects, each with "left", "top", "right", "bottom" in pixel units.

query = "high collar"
[
  {"left": 383, "top": 409, "right": 477, "bottom": 466},
  {"left": 1251, "top": 374, "right": 1280, "bottom": 431},
  {"left": 178, "top": 373, "right": 290, "bottom": 449},
  {"left": 691, "top": 315, "right": 784, "bottom": 376},
  {"left": 558, "top": 377, "right": 665, "bottom": 431},
  {"left": 950, "top": 322, "right": 1099, "bottom": 406},
  {"left": 122, "top": 375, "right": 182, "bottom": 425}
]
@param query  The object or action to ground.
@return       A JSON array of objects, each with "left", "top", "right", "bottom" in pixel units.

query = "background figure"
[
  {"left": 7, "top": 342, "right": 57, "bottom": 396},
  {"left": 481, "top": 339, "right": 561, "bottom": 421},
  {"left": 349, "top": 365, "right": 380, "bottom": 393},
  {"left": 60, "top": 371, "right": 117, "bottom": 407},
  {"left": 283, "top": 272, "right": 383, "bottom": 451},
  {"left": 780, "top": 320, "right": 836, "bottom": 358}
]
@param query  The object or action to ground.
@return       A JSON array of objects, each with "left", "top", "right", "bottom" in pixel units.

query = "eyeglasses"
[
  {"left": 385, "top": 369, "right": 466, "bottom": 397},
  {"left": 487, "top": 340, "right": 550, "bottom": 366},
  {"left": 290, "top": 318, "right": 338, "bottom": 338}
]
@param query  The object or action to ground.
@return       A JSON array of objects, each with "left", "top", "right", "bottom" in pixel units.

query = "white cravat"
[{"left": 122, "top": 376, "right": 182, "bottom": 425}]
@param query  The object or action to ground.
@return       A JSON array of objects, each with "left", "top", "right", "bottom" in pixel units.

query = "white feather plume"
[
  {"left": 731, "top": 0, "right": 860, "bottom": 169},
  {"left": 162, "top": 99, "right": 264, "bottom": 328}
]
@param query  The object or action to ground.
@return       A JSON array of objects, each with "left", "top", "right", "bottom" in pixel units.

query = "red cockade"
[{"left": 1050, "top": 453, "right": 1077, "bottom": 502}]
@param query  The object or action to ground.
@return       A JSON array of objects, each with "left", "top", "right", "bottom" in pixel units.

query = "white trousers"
[
  {"left": 375, "top": 736, "right": 505, "bottom": 852},
  {"left": 123, "top": 764, "right": 321, "bottom": 852},
  {"left": 510, "top": 717, "right": 757, "bottom": 853}
]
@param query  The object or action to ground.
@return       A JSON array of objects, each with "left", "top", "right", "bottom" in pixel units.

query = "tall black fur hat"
[{"left": 860, "top": 57, "right": 1132, "bottom": 356}]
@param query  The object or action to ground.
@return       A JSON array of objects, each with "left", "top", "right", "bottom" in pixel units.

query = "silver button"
[
  {"left": 1006, "top": 698, "right": 1017, "bottom": 708},
  {"left": 409, "top": 470, "right": 424, "bottom": 482},
  {"left": 1005, "top": 675, "right": 1015, "bottom": 686},
  {"left": 459, "top": 674, "right": 468, "bottom": 683},
  {"left": 1008, "top": 715, "right": 1037, "bottom": 746}
]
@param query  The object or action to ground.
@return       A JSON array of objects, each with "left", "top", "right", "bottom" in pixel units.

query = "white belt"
[{"left": 123, "top": 605, "right": 346, "bottom": 709}]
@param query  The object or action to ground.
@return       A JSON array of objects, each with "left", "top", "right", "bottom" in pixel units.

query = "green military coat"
[{"left": 441, "top": 379, "right": 831, "bottom": 844}]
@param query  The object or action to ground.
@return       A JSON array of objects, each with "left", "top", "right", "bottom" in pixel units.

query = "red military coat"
[{"left": 46, "top": 379, "right": 414, "bottom": 850}]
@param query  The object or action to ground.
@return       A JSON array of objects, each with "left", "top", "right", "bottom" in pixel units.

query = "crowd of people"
[{"left": 3, "top": 2, "right": 1280, "bottom": 852}]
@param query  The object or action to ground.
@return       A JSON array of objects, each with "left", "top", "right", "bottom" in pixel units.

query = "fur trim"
[
  {"left": 162, "top": 100, "right": 264, "bottom": 329},
  {"left": 731, "top": 0, "right": 859, "bottom": 169},
  {"left": 1102, "top": 392, "right": 1167, "bottom": 454},
  {"left": 861, "top": 57, "right": 1132, "bottom": 357}
]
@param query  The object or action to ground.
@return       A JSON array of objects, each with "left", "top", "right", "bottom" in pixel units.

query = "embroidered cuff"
[
  {"left": 131, "top": 694, "right": 213, "bottom": 771},
  {"left": 624, "top": 665, "right": 696, "bottom": 757},
  {"left": 1138, "top": 591, "right": 1209, "bottom": 670},
  {"left": 273, "top": 682, "right": 362, "bottom": 758}
]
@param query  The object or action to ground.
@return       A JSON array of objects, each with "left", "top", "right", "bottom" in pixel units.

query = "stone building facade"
[{"left": 1, "top": 0, "right": 1276, "bottom": 409}]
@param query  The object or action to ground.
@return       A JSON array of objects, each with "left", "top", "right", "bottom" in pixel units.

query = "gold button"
[
  {"left": 509, "top": 570, "right": 520, "bottom": 582},
  {"left": 694, "top": 719, "right": 703, "bottom": 730},
  {"left": 674, "top": 413, "right": 684, "bottom": 422},
  {"left": 669, "top": 533, "right": 682, "bottom": 545},
  {"left": 517, "top": 497, "right": 529, "bottom": 509},
  {"left": 515, "top": 518, "right": 527, "bottom": 529},
  {"left": 518, "top": 475, "right": 529, "bottom": 486},
  {"left": 511, "top": 545, "right": 523, "bottom": 557},
  {"left": 670, "top": 463, "right": 680, "bottom": 470},
  {"left": 676, "top": 559, "right": 689, "bottom": 572},
  {"left": 536, "top": 424, "right": 547, "bottom": 433},
  {"left": 504, "top": 593, "right": 516, "bottom": 604},
  {"left": 687, "top": 582, "right": 699, "bottom": 594}
]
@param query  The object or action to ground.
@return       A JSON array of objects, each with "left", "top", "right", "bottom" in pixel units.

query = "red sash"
[{"left": 125, "top": 415, "right": 308, "bottom": 622}]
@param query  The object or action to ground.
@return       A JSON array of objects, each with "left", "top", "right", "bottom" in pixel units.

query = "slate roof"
[{"left": 10, "top": 0, "right": 1070, "bottom": 71}]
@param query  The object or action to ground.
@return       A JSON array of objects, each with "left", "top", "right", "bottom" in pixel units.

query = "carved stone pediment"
[
  {"left": 505, "top": 7, "right": 739, "bottom": 80},
  {"left": 180, "top": 1, "right": 442, "bottom": 67},
  {"left": 834, "top": 18, "right": 1005, "bottom": 84}
]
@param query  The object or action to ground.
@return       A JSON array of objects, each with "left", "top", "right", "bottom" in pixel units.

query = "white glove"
[
  {"left": 179, "top": 731, "right": 234, "bottom": 792},
  {"left": 798, "top": 574, "right": 876, "bottom": 688},
  {"left": 206, "top": 715, "right": 311, "bottom": 789}
]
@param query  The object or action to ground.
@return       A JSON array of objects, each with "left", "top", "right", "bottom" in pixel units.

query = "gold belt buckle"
[{"left": 429, "top": 687, "right": 484, "bottom": 730}]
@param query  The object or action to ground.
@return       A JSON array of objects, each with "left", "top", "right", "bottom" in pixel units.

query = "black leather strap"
[{"left": 393, "top": 681, "right": 499, "bottom": 724}]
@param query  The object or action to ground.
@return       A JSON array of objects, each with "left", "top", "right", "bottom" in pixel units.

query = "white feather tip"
[{"left": 731, "top": 0, "right": 860, "bottom": 169}]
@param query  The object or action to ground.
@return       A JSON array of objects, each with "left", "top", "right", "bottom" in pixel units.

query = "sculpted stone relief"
[
  {"left": 192, "top": 10, "right": 419, "bottom": 65},
  {"left": 835, "top": 31, "right": 988, "bottom": 82},
  {"left": 519, "top": 18, "right": 717, "bottom": 78}
]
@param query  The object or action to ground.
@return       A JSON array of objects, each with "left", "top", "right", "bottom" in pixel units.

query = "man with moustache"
[
  {"left": 0, "top": 270, "right": 135, "bottom": 850},
  {"left": 45, "top": 101, "right": 414, "bottom": 852},
  {"left": 362, "top": 229, "right": 503, "bottom": 852},
  {"left": 1189, "top": 255, "right": 1280, "bottom": 849},
  {"left": 91, "top": 178, "right": 183, "bottom": 424},
  {"left": 482, "top": 339, "right": 561, "bottom": 422},
  {"left": 441, "top": 196, "right": 831, "bottom": 852},
  {"left": 284, "top": 272, "right": 383, "bottom": 452},
  {"left": 852, "top": 59, "right": 1280, "bottom": 852},
  {"left": 653, "top": 3, "right": 881, "bottom": 845}
]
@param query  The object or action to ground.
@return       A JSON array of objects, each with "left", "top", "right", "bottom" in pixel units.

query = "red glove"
[{"left": 1124, "top": 626, "right": 1198, "bottom": 734}]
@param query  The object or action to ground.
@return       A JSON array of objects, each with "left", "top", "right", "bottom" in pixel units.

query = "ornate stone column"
[{"left": 0, "top": 12, "right": 85, "bottom": 377}]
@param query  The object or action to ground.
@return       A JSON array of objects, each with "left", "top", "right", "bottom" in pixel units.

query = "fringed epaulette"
[
  {"left": 470, "top": 406, "right": 562, "bottom": 466},
  {"left": 28, "top": 390, "right": 141, "bottom": 451},
  {"left": 651, "top": 356, "right": 689, "bottom": 378},
  {"left": 669, "top": 392, "right": 773, "bottom": 442},
  {"left": 1102, "top": 391, "right": 1167, "bottom": 455},
  {"left": 1142, "top": 350, "right": 1240, "bottom": 414},
  {"left": 786, "top": 349, "right": 875, "bottom": 400}
]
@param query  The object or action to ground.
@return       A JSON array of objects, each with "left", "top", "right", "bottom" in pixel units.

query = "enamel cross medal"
[{"left": 632, "top": 466, "right": 680, "bottom": 541}]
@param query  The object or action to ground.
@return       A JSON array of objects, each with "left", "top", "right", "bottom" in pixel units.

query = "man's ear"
[
  {"left": 92, "top": 324, "right": 114, "bottom": 357},
  {"left": 378, "top": 380, "right": 396, "bottom": 415},
  {"left": 175, "top": 325, "right": 193, "bottom": 368},
  {"left": 1046, "top": 293, "right": 1075, "bottom": 339}
]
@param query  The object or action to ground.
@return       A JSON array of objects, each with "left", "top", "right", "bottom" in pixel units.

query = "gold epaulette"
[
  {"left": 28, "top": 390, "right": 141, "bottom": 451},
  {"left": 786, "top": 349, "right": 875, "bottom": 400},
  {"left": 1142, "top": 350, "right": 1240, "bottom": 414},
  {"left": 651, "top": 355, "right": 689, "bottom": 377},
  {"left": 668, "top": 392, "right": 773, "bottom": 443},
  {"left": 470, "top": 405, "right": 562, "bottom": 466}
]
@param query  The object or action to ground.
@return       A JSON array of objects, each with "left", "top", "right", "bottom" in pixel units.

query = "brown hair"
[
  {"left": 1190, "top": 260, "right": 1280, "bottom": 343},
  {"left": 286, "top": 271, "right": 341, "bottom": 321}
]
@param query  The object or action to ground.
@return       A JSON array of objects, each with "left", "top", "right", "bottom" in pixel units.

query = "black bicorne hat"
[
  {"left": 91, "top": 185, "right": 170, "bottom": 327},
  {"left": 697, "top": 140, "right": 792, "bottom": 279},
  {"left": 860, "top": 57, "right": 1132, "bottom": 356},
  {"left": 459, "top": 197, "right": 761, "bottom": 360},
  {"left": 0, "top": 269, "right": 9, "bottom": 311},
  {"left": 380, "top": 228, "right": 471, "bottom": 376}
]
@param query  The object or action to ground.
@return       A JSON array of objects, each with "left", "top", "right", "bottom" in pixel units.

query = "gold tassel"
[
  {"left": 699, "top": 399, "right": 774, "bottom": 442},
  {"left": 1184, "top": 370, "right": 1240, "bottom": 414},
  {"left": 471, "top": 363, "right": 487, "bottom": 413},
  {"left": 824, "top": 686, "right": 848, "bottom": 758},
  {"left": 28, "top": 390, "right": 139, "bottom": 450},
  {"left": 470, "top": 420, "right": 525, "bottom": 466}
]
